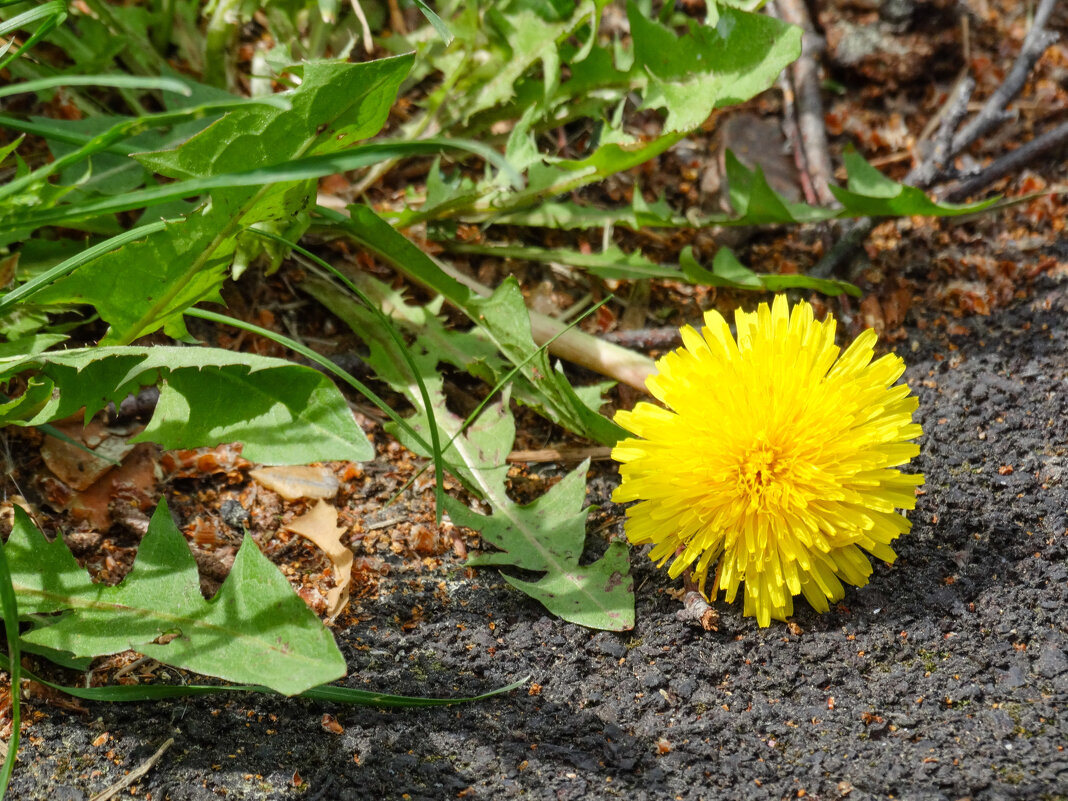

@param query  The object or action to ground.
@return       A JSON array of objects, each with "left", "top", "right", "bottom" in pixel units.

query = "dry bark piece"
[
  {"left": 159, "top": 444, "right": 250, "bottom": 478},
  {"left": 250, "top": 465, "right": 339, "bottom": 500}
]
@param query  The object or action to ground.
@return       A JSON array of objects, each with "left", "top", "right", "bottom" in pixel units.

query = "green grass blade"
[
  {"left": 0, "top": 653, "right": 528, "bottom": 707},
  {"left": 0, "top": 524, "right": 21, "bottom": 797},
  {"left": 0, "top": 1, "right": 66, "bottom": 73},
  {"left": 0, "top": 96, "right": 292, "bottom": 204},
  {"left": 0, "top": 75, "right": 193, "bottom": 100},
  {"left": 0, "top": 2, "right": 64, "bottom": 34},
  {"left": 388, "top": 295, "right": 613, "bottom": 504},
  {"left": 411, "top": 0, "right": 453, "bottom": 44},
  {"left": 1, "top": 138, "right": 519, "bottom": 233}
]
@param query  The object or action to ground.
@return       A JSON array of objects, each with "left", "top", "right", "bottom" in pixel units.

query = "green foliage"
[
  {"left": 453, "top": 464, "right": 634, "bottom": 631},
  {"left": 8, "top": 503, "right": 345, "bottom": 696},
  {"left": 326, "top": 204, "right": 623, "bottom": 445},
  {"left": 491, "top": 148, "right": 997, "bottom": 231},
  {"left": 384, "top": 0, "right": 801, "bottom": 225},
  {"left": 305, "top": 274, "right": 634, "bottom": 630},
  {"left": 0, "top": 0, "right": 1013, "bottom": 722},
  {"left": 626, "top": 1, "right": 801, "bottom": 131},
  {"left": 15, "top": 56, "right": 414, "bottom": 342},
  {"left": 446, "top": 242, "right": 861, "bottom": 296},
  {"left": 0, "top": 346, "right": 373, "bottom": 464},
  {"left": 0, "top": 495, "right": 22, "bottom": 799},
  {"left": 0, "top": 651, "right": 528, "bottom": 706}
]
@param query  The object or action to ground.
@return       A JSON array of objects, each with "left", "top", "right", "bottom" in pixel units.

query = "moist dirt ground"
[{"left": 9, "top": 269, "right": 1068, "bottom": 801}]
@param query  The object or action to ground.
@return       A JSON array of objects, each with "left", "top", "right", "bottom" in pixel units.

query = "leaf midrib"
[{"left": 15, "top": 583, "right": 329, "bottom": 665}]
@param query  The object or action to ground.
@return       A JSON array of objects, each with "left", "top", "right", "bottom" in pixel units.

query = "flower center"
[{"left": 737, "top": 438, "right": 791, "bottom": 508}]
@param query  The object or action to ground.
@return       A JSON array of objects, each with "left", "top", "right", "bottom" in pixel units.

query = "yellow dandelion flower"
[{"left": 612, "top": 295, "right": 924, "bottom": 627}]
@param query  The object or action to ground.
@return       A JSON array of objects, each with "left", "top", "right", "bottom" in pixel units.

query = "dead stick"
[
  {"left": 772, "top": 0, "right": 837, "bottom": 207},
  {"left": 950, "top": 0, "right": 1059, "bottom": 154},
  {"left": 943, "top": 119, "right": 1068, "bottom": 202},
  {"left": 506, "top": 446, "right": 613, "bottom": 463},
  {"left": 908, "top": 77, "right": 975, "bottom": 188},
  {"left": 812, "top": 0, "right": 1059, "bottom": 277},
  {"left": 599, "top": 326, "right": 682, "bottom": 350},
  {"left": 90, "top": 737, "right": 175, "bottom": 801},
  {"left": 777, "top": 71, "right": 820, "bottom": 206}
]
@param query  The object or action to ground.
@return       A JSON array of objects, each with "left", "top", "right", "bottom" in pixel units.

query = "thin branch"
[
  {"left": 777, "top": 70, "right": 820, "bottom": 205},
  {"left": 89, "top": 738, "right": 175, "bottom": 801},
  {"left": 907, "top": 77, "right": 975, "bottom": 188},
  {"left": 599, "top": 326, "right": 682, "bottom": 350},
  {"left": 812, "top": 0, "right": 1060, "bottom": 278},
  {"left": 950, "top": 0, "right": 1059, "bottom": 154},
  {"left": 810, "top": 218, "right": 877, "bottom": 278},
  {"left": 506, "top": 446, "right": 613, "bottom": 463},
  {"left": 771, "top": 0, "right": 838, "bottom": 207},
  {"left": 943, "top": 119, "right": 1068, "bottom": 202}
]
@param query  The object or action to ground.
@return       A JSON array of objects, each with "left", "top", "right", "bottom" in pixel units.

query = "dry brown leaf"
[
  {"left": 250, "top": 465, "right": 339, "bottom": 500},
  {"left": 285, "top": 500, "right": 352, "bottom": 621},
  {"left": 42, "top": 442, "right": 159, "bottom": 533},
  {"left": 41, "top": 419, "right": 140, "bottom": 491}
]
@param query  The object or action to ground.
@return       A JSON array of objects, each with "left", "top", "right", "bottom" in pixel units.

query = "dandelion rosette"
[{"left": 612, "top": 295, "right": 924, "bottom": 626}]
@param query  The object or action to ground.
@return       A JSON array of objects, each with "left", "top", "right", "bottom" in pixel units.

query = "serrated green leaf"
[
  {"left": 627, "top": 1, "right": 801, "bottom": 132},
  {"left": 828, "top": 146, "right": 1000, "bottom": 217},
  {"left": 501, "top": 540, "right": 633, "bottom": 629},
  {"left": 444, "top": 242, "right": 861, "bottom": 297},
  {"left": 135, "top": 57, "right": 413, "bottom": 179},
  {"left": 452, "top": 461, "right": 634, "bottom": 631},
  {"left": 468, "top": 279, "right": 626, "bottom": 446},
  {"left": 0, "top": 346, "right": 373, "bottom": 464},
  {"left": 490, "top": 148, "right": 998, "bottom": 232},
  {"left": 329, "top": 205, "right": 622, "bottom": 443},
  {"left": 8, "top": 503, "right": 346, "bottom": 696},
  {"left": 307, "top": 275, "right": 634, "bottom": 630},
  {"left": 490, "top": 192, "right": 686, "bottom": 230}
]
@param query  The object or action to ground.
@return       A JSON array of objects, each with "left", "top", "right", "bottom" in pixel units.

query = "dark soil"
[{"left": 10, "top": 271, "right": 1068, "bottom": 800}]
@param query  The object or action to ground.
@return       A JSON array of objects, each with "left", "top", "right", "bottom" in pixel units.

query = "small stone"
[{"left": 1033, "top": 644, "right": 1068, "bottom": 678}]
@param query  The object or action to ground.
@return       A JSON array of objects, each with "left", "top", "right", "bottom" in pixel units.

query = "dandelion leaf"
[
  {"left": 453, "top": 462, "right": 634, "bottom": 632},
  {"left": 7, "top": 503, "right": 346, "bottom": 696},
  {"left": 828, "top": 146, "right": 1000, "bottom": 217},
  {"left": 487, "top": 149, "right": 995, "bottom": 232},
  {"left": 311, "top": 280, "right": 634, "bottom": 630},
  {"left": 627, "top": 1, "right": 802, "bottom": 132},
  {"left": 0, "top": 345, "right": 373, "bottom": 464},
  {"left": 467, "top": 278, "right": 626, "bottom": 446}
]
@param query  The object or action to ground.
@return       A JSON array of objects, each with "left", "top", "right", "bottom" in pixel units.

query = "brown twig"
[
  {"left": 776, "top": 70, "right": 820, "bottom": 206},
  {"left": 675, "top": 590, "right": 720, "bottom": 630},
  {"left": 811, "top": 0, "right": 1060, "bottom": 278},
  {"left": 949, "top": 0, "right": 1058, "bottom": 154},
  {"left": 89, "top": 738, "right": 175, "bottom": 801},
  {"left": 943, "top": 119, "right": 1068, "bottom": 202},
  {"left": 771, "top": 0, "right": 838, "bottom": 207},
  {"left": 506, "top": 446, "right": 613, "bottom": 463},
  {"left": 908, "top": 77, "right": 976, "bottom": 188},
  {"left": 599, "top": 326, "right": 682, "bottom": 351}
]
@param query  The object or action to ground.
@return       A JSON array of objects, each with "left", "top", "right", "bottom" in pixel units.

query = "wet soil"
[{"left": 10, "top": 270, "right": 1068, "bottom": 801}]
